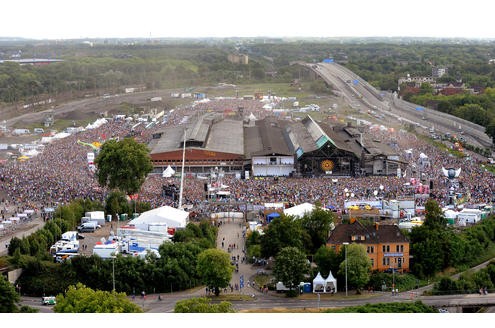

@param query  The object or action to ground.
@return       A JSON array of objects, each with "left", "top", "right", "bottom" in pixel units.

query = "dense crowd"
[{"left": 1, "top": 98, "right": 495, "bottom": 224}]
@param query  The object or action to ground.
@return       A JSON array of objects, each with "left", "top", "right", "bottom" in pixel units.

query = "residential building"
[
  {"left": 327, "top": 220, "right": 410, "bottom": 272},
  {"left": 432, "top": 67, "right": 448, "bottom": 78},
  {"left": 228, "top": 53, "right": 249, "bottom": 65}
]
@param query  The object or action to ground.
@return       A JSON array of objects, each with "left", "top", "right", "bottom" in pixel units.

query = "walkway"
[{"left": 215, "top": 217, "right": 265, "bottom": 296}]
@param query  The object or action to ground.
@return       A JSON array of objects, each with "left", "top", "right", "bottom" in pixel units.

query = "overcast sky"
[{"left": 2, "top": 0, "right": 494, "bottom": 40}]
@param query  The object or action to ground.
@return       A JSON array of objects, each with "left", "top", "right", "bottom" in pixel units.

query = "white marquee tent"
[
  {"left": 324, "top": 271, "right": 337, "bottom": 293},
  {"left": 312, "top": 272, "right": 325, "bottom": 293},
  {"left": 128, "top": 206, "right": 189, "bottom": 229},
  {"left": 284, "top": 202, "right": 323, "bottom": 219},
  {"left": 162, "top": 165, "right": 175, "bottom": 178}
]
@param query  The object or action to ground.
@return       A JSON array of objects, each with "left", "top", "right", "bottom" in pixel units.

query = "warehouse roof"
[{"left": 150, "top": 112, "right": 244, "bottom": 156}]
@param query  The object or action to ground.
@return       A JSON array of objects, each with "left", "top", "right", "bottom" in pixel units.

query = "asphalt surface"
[
  {"left": 0, "top": 214, "right": 45, "bottom": 257},
  {"left": 129, "top": 217, "right": 270, "bottom": 313}
]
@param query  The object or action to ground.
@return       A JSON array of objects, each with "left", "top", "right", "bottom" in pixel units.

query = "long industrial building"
[{"left": 148, "top": 112, "right": 406, "bottom": 178}]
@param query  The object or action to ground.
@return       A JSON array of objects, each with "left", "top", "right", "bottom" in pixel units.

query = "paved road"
[
  {"left": 0, "top": 216, "right": 45, "bottom": 257},
  {"left": 13, "top": 216, "right": 495, "bottom": 313},
  {"left": 133, "top": 217, "right": 266, "bottom": 313},
  {"left": 308, "top": 61, "right": 493, "bottom": 150}
]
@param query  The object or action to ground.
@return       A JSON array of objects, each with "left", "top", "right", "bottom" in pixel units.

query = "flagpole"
[{"left": 178, "top": 129, "right": 186, "bottom": 209}]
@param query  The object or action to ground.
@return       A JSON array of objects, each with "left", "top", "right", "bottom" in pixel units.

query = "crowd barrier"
[{"left": 210, "top": 212, "right": 244, "bottom": 220}]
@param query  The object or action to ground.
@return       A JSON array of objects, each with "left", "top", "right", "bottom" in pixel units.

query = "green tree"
[
  {"left": 104, "top": 191, "right": 130, "bottom": 221},
  {"left": 314, "top": 245, "right": 340, "bottom": 276},
  {"left": 299, "top": 207, "right": 334, "bottom": 254},
  {"left": 419, "top": 82, "right": 434, "bottom": 95},
  {"left": 53, "top": 283, "right": 142, "bottom": 313},
  {"left": 273, "top": 247, "right": 310, "bottom": 295},
  {"left": 95, "top": 138, "right": 153, "bottom": 195},
  {"left": 423, "top": 199, "right": 447, "bottom": 229},
  {"left": 174, "top": 297, "right": 235, "bottom": 313},
  {"left": 409, "top": 227, "right": 446, "bottom": 277},
  {"left": 338, "top": 243, "right": 371, "bottom": 294},
  {"left": 0, "top": 274, "right": 19, "bottom": 313},
  {"left": 196, "top": 249, "right": 234, "bottom": 296},
  {"left": 260, "top": 216, "right": 304, "bottom": 258},
  {"left": 409, "top": 199, "right": 450, "bottom": 277}
]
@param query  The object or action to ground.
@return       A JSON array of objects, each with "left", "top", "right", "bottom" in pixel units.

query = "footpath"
[
  {"left": 216, "top": 217, "right": 266, "bottom": 296},
  {"left": 169, "top": 217, "right": 266, "bottom": 298}
]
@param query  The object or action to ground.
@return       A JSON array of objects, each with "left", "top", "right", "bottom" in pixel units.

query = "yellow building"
[
  {"left": 228, "top": 53, "right": 249, "bottom": 65},
  {"left": 326, "top": 221, "right": 410, "bottom": 273}
]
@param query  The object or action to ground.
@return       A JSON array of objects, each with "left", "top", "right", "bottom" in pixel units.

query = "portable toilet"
[{"left": 303, "top": 282, "right": 312, "bottom": 293}]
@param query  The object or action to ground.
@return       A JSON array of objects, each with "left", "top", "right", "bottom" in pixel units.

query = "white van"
[
  {"left": 33, "top": 128, "right": 44, "bottom": 134},
  {"left": 41, "top": 296, "right": 56, "bottom": 305}
]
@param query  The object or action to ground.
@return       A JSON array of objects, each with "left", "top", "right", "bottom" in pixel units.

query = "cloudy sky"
[{"left": 2, "top": 0, "right": 494, "bottom": 40}]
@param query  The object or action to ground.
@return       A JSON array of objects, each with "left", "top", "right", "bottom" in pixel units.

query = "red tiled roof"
[{"left": 327, "top": 220, "right": 409, "bottom": 245}]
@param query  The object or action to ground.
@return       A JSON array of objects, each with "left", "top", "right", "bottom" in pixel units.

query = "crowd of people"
[{"left": 1, "top": 97, "right": 495, "bottom": 227}]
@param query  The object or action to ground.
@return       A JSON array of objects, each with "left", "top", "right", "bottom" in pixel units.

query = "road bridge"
[{"left": 300, "top": 61, "right": 493, "bottom": 151}]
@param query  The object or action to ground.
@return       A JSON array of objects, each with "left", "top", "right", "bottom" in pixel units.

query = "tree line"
[
  {"left": 5, "top": 40, "right": 495, "bottom": 141},
  {"left": 7, "top": 208, "right": 217, "bottom": 296}
]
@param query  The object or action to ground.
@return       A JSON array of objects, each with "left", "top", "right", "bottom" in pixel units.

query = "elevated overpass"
[{"left": 299, "top": 61, "right": 493, "bottom": 150}]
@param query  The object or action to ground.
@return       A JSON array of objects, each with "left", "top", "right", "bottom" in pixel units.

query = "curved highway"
[{"left": 304, "top": 61, "right": 493, "bottom": 150}]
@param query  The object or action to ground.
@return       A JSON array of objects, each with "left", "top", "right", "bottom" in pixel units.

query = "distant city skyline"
[{"left": 2, "top": 0, "right": 495, "bottom": 40}]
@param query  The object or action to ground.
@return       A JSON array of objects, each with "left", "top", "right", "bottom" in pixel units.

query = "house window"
[
  {"left": 370, "top": 258, "right": 374, "bottom": 267},
  {"left": 386, "top": 245, "right": 390, "bottom": 252},
  {"left": 400, "top": 245, "right": 404, "bottom": 252},
  {"left": 382, "top": 258, "right": 386, "bottom": 266},
  {"left": 396, "top": 245, "right": 400, "bottom": 252},
  {"left": 382, "top": 245, "right": 386, "bottom": 252},
  {"left": 370, "top": 246, "right": 374, "bottom": 253}
]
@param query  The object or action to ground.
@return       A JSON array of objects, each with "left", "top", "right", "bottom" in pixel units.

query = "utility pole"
[{"left": 343, "top": 242, "right": 349, "bottom": 296}]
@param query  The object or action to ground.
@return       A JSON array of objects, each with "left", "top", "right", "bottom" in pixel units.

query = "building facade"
[{"left": 327, "top": 221, "right": 410, "bottom": 273}]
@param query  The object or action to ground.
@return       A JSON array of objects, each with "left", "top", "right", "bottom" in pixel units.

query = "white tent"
[
  {"left": 86, "top": 118, "right": 108, "bottom": 130},
  {"left": 284, "top": 202, "right": 320, "bottom": 219},
  {"left": 40, "top": 136, "right": 54, "bottom": 144},
  {"left": 53, "top": 132, "right": 71, "bottom": 139},
  {"left": 128, "top": 206, "right": 188, "bottom": 229},
  {"left": 312, "top": 272, "right": 325, "bottom": 293},
  {"left": 324, "top": 271, "right": 337, "bottom": 293},
  {"left": 162, "top": 165, "right": 175, "bottom": 178},
  {"left": 443, "top": 209, "right": 458, "bottom": 219}
]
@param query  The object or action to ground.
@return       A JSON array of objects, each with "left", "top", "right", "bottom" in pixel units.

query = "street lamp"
[
  {"left": 111, "top": 252, "right": 116, "bottom": 292},
  {"left": 390, "top": 260, "right": 396, "bottom": 296},
  {"left": 343, "top": 242, "right": 349, "bottom": 296}
]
